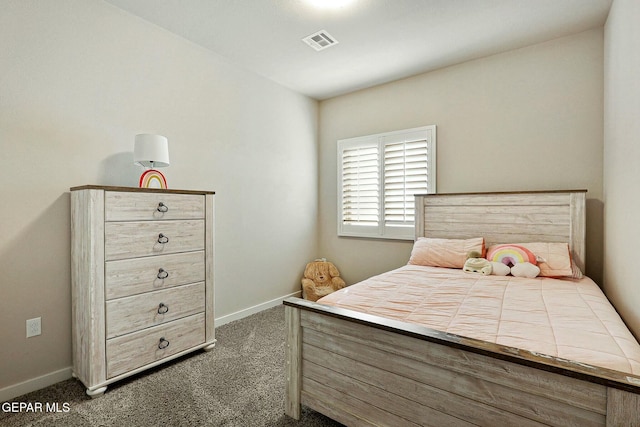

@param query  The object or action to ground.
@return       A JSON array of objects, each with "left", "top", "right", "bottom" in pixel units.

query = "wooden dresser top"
[{"left": 70, "top": 185, "right": 214, "bottom": 195}]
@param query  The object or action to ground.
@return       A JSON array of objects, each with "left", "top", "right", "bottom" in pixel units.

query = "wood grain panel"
[
  {"left": 71, "top": 185, "right": 213, "bottom": 195},
  {"left": 105, "top": 251, "right": 205, "bottom": 299},
  {"left": 423, "top": 205, "right": 570, "bottom": 223},
  {"left": 285, "top": 306, "right": 302, "bottom": 420},
  {"left": 106, "top": 282, "right": 205, "bottom": 338},
  {"left": 424, "top": 222, "right": 570, "bottom": 240},
  {"left": 104, "top": 220, "right": 204, "bottom": 261},
  {"left": 302, "top": 375, "right": 425, "bottom": 427},
  {"left": 301, "top": 310, "right": 607, "bottom": 414},
  {"left": 606, "top": 388, "right": 640, "bottom": 426},
  {"left": 204, "top": 193, "right": 215, "bottom": 344},
  {"left": 303, "top": 359, "right": 478, "bottom": 426},
  {"left": 105, "top": 191, "right": 204, "bottom": 221},
  {"left": 569, "top": 192, "right": 587, "bottom": 270},
  {"left": 71, "top": 189, "right": 107, "bottom": 387},
  {"left": 106, "top": 313, "right": 205, "bottom": 378},
  {"left": 304, "top": 328, "right": 604, "bottom": 426},
  {"left": 301, "top": 389, "right": 383, "bottom": 427},
  {"left": 421, "top": 192, "right": 577, "bottom": 206}
]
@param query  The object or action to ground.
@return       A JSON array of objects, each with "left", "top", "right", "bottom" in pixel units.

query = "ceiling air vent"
[{"left": 302, "top": 30, "right": 338, "bottom": 51}]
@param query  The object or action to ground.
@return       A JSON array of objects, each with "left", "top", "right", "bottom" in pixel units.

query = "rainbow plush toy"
[
  {"left": 486, "top": 244, "right": 540, "bottom": 278},
  {"left": 486, "top": 244, "right": 537, "bottom": 266}
]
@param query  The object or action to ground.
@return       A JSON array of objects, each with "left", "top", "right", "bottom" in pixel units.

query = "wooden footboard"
[{"left": 284, "top": 298, "right": 640, "bottom": 427}]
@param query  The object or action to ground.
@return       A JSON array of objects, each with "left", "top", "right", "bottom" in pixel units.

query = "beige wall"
[
  {"left": 319, "top": 29, "right": 605, "bottom": 286},
  {"left": 0, "top": 0, "right": 318, "bottom": 394},
  {"left": 604, "top": 0, "right": 640, "bottom": 338}
]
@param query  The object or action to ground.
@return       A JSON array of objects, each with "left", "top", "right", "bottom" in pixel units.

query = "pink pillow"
[
  {"left": 408, "top": 237, "right": 485, "bottom": 269},
  {"left": 514, "top": 242, "right": 574, "bottom": 277}
]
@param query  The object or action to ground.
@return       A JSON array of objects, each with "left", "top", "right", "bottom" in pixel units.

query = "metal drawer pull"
[
  {"left": 157, "top": 233, "right": 169, "bottom": 244},
  {"left": 158, "top": 337, "right": 170, "bottom": 350},
  {"left": 157, "top": 303, "right": 169, "bottom": 314},
  {"left": 157, "top": 202, "right": 169, "bottom": 213},
  {"left": 157, "top": 268, "right": 169, "bottom": 279}
]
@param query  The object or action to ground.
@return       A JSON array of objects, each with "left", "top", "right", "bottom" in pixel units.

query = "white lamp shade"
[{"left": 134, "top": 134, "right": 170, "bottom": 167}]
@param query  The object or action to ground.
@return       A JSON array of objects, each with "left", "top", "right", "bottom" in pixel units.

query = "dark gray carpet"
[{"left": 0, "top": 305, "right": 344, "bottom": 427}]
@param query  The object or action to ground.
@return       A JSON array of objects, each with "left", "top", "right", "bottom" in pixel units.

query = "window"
[{"left": 338, "top": 125, "right": 436, "bottom": 240}]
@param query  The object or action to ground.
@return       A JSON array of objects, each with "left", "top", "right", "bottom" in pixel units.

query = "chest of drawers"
[{"left": 70, "top": 186, "right": 215, "bottom": 397}]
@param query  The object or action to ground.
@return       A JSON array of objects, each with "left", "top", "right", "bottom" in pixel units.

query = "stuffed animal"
[
  {"left": 486, "top": 244, "right": 541, "bottom": 278},
  {"left": 302, "top": 258, "right": 346, "bottom": 302},
  {"left": 463, "top": 251, "right": 493, "bottom": 276}
]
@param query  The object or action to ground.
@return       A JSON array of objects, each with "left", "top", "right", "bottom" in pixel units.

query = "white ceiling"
[{"left": 103, "top": 0, "right": 612, "bottom": 100}]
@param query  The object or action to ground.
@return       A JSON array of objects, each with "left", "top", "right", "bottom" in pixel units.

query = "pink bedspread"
[{"left": 318, "top": 265, "right": 640, "bottom": 375}]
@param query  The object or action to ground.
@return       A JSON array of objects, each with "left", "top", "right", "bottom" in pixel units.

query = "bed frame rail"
[{"left": 285, "top": 298, "right": 640, "bottom": 426}]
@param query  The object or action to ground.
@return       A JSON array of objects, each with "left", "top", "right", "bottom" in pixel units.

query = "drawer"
[
  {"left": 105, "top": 191, "right": 204, "bottom": 221},
  {"left": 106, "top": 282, "right": 205, "bottom": 338},
  {"left": 106, "top": 313, "right": 205, "bottom": 378},
  {"left": 104, "top": 220, "right": 204, "bottom": 261},
  {"left": 105, "top": 251, "right": 205, "bottom": 300}
]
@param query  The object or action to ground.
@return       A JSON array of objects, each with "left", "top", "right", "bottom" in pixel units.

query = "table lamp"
[{"left": 134, "top": 134, "right": 170, "bottom": 188}]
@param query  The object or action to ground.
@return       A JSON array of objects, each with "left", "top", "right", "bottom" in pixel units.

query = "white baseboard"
[
  {"left": 0, "top": 367, "right": 73, "bottom": 403},
  {"left": 214, "top": 290, "right": 302, "bottom": 326},
  {"left": 1, "top": 291, "right": 301, "bottom": 402}
]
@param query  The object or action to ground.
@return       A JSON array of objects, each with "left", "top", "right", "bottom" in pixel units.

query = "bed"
[{"left": 284, "top": 190, "right": 640, "bottom": 426}]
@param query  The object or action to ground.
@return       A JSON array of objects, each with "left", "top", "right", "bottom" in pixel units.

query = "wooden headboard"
[{"left": 414, "top": 190, "right": 587, "bottom": 272}]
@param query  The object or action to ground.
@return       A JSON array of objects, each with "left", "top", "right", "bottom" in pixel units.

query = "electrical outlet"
[{"left": 26, "top": 317, "right": 41, "bottom": 338}]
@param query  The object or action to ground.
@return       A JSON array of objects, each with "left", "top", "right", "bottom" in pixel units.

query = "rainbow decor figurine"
[
  {"left": 133, "top": 134, "right": 170, "bottom": 189},
  {"left": 139, "top": 169, "right": 168, "bottom": 189}
]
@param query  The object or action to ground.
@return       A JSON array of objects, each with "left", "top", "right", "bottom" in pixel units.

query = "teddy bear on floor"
[{"left": 301, "top": 258, "right": 346, "bottom": 302}]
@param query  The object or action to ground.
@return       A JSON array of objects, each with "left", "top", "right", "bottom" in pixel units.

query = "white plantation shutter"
[
  {"left": 341, "top": 145, "right": 379, "bottom": 226},
  {"left": 338, "top": 126, "right": 436, "bottom": 239},
  {"left": 383, "top": 133, "right": 432, "bottom": 227}
]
